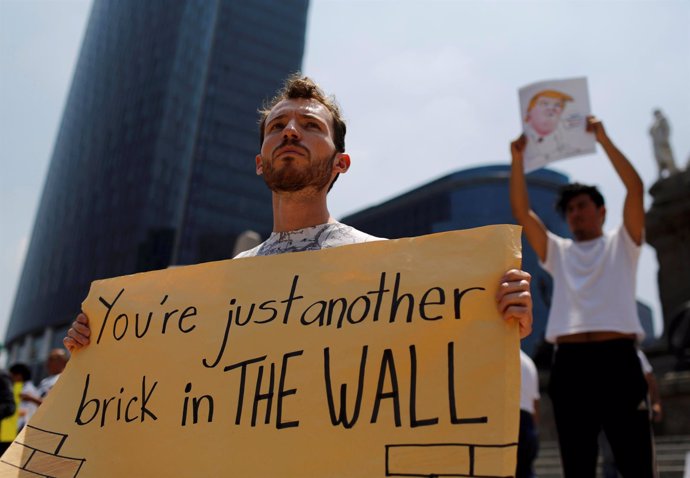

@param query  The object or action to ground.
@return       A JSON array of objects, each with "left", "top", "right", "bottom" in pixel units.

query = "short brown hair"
[
  {"left": 525, "top": 89, "right": 573, "bottom": 120},
  {"left": 258, "top": 74, "right": 346, "bottom": 153}
]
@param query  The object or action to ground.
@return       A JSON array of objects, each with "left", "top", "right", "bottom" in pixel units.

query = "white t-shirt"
[
  {"left": 234, "top": 221, "right": 382, "bottom": 258},
  {"left": 38, "top": 374, "right": 60, "bottom": 398},
  {"left": 540, "top": 225, "right": 644, "bottom": 343},
  {"left": 520, "top": 350, "right": 540, "bottom": 414}
]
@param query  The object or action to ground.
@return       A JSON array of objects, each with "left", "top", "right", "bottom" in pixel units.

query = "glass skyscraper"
[{"left": 6, "top": 0, "right": 309, "bottom": 367}]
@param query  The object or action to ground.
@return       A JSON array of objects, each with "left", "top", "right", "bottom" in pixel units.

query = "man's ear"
[
  {"left": 255, "top": 154, "right": 263, "bottom": 175},
  {"left": 333, "top": 153, "right": 350, "bottom": 174},
  {"left": 599, "top": 205, "right": 607, "bottom": 225}
]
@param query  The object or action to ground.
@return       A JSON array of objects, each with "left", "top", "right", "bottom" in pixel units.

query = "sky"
[{"left": 1, "top": 0, "right": 689, "bottom": 343}]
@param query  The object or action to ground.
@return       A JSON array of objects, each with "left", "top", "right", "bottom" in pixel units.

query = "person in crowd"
[
  {"left": 510, "top": 116, "right": 654, "bottom": 477},
  {"left": 8, "top": 363, "right": 39, "bottom": 431},
  {"left": 0, "top": 369, "right": 17, "bottom": 455},
  {"left": 35, "top": 349, "right": 69, "bottom": 401},
  {"left": 517, "top": 350, "right": 540, "bottom": 478}
]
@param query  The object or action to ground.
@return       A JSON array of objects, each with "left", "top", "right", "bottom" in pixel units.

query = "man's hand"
[
  {"left": 497, "top": 269, "right": 533, "bottom": 339},
  {"left": 63, "top": 313, "right": 91, "bottom": 352},
  {"left": 510, "top": 134, "right": 527, "bottom": 160},
  {"left": 586, "top": 115, "right": 608, "bottom": 143}
]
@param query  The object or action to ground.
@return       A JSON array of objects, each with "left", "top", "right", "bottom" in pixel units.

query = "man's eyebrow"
[
  {"left": 297, "top": 111, "right": 327, "bottom": 122},
  {"left": 267, "top": 111, "right": 325, "bottom": 121},
  {"left": 266, "top": 110, "right": 328, "bottom": 126},
  {"left": 266, "top": 113, "right": 287, "bottom": 124}
]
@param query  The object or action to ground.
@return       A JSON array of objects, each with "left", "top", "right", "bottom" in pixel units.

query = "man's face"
[
  {"left": 257, "top": 98, "right": 342, "bottom": 193},
  {"left": 46, "top": 353, "right": 66, "bottom": 375},
  {"left": 527, "top": 96, "right": 564, "bottom": 137},
  {"left": 564, "top": 193, "right": 605, "bottom": 241}
]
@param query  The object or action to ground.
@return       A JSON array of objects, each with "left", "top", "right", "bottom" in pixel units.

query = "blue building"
[
  {"left": 342, "top": 165, "right": 570, "bottom": 356},
  {"left": 6, "top": 0, "right": 309, "bottom": 368}
]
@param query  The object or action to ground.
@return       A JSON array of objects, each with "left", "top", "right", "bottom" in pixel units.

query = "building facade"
[{"left": 6, "top": 0, "right": 309, "bottom": 369}]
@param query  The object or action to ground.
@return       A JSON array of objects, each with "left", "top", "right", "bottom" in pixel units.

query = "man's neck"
[
  {"left": 573, "top": 230, "right": 604, "bottom": 242},
  {"left": 271, "top": 188, "right": 333, "bottom": 233}
]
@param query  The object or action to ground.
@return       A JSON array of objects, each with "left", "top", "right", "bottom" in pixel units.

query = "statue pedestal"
[{"left": 646, "top": 169, "right": 690, "bottom": 369}]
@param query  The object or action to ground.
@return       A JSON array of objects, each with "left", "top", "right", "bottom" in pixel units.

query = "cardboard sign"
[{"left": 0, "top": 225, "right": 522, "bottom": 478}]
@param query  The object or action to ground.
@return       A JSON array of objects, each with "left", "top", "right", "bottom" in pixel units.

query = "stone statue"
[{"left": 649, "top": 109, "right": 679, "bottom": 178}]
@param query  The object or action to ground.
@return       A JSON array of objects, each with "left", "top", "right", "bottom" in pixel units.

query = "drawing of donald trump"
[
  {"left": 524, "top": 90, "right": 574, "bottom": 162},
  {"left": 526, "top": 90, "right": 572, "bottom": 137},
  {"left": 519, "top": 78, "right": 595, "bottom": 172}
]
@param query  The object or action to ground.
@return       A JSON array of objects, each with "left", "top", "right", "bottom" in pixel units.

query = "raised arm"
[
  {"left": 587, "top": 116, "right": 645, "bottom": 245},
  {"left": 509, "top": 135, "right": 548, "bottom": 262}
]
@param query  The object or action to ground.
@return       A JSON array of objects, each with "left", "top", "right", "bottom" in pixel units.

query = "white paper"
[{"left": 519, "top": 77, "right": 595, "bottom": 172}]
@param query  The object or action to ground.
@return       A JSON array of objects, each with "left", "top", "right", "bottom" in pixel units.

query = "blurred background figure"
[
  {"left": 0, "top": 369, "right": 17, "bottom": 455},
  {"left": 7, "top": 350, "right": 69, "bottom": 424},
  {"left": 37, "top": 349, "right": 68, "bottom": 400},
  {"left": 8, "top": 363, "right": 39, "bottom": 431},
  {"left": 637, "top": 350, "right": 663, "bottom": 425},
  {"left": 517, "top": 350, "right": 540, "bottom": 478}
]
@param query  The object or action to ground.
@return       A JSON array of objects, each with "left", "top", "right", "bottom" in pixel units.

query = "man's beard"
[{"left": 261, "top": 146, "right": 335, "bottom": 193}]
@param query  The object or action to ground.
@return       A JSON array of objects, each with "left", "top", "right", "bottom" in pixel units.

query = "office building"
[{"left": 6, "top": 0, "right": 309, "bottom": 368}]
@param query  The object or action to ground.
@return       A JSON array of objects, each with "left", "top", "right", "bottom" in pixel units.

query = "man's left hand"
[
  {"left": 496, "top": 269, "right": 533, "bottom": 339},
  {"left": 586, "top": 115, "right": 608, "bottom": 143}
]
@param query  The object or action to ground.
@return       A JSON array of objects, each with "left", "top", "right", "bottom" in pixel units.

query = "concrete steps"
[{"left": 533, "top": 434, "right": 690, "bottom": 477}]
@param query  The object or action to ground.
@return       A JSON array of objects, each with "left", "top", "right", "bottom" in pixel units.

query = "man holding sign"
[
  {"left": 65, "top": 75, "right": 533, "bottom": 350},
  {"left": 10, "top": 75, "right": 534, "bottom": 478},
  {"left": 54, "top": 75, "right": 533, "bottom": 476},
  {"left": 510, "top": 117, "right": 654, "bottom": 477}
]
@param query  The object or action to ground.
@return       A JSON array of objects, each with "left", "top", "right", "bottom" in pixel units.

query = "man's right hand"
[
  {"left": 63, "top": 313, "right": 91, "bottom": 352},
  {"left": 510, "top": 134, "right": 527, "bottom": 161}
]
